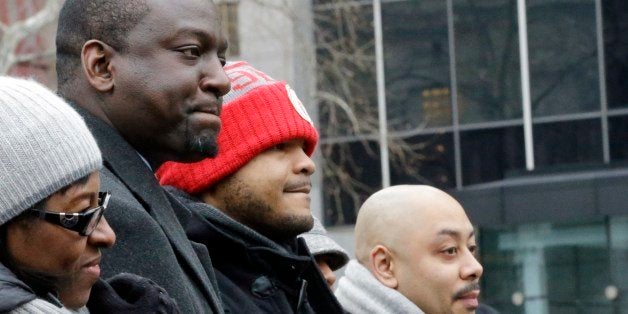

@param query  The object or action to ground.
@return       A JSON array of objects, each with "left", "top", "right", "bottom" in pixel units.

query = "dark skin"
[
  {"left": 6, "top": 172, "right": 116, "bottom": 309},
  {"left": 66, "top": 0, "right": 230, "bottom": 169}
]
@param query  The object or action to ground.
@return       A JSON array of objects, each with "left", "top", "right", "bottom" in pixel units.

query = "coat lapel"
[{"left": 76, "top": 107, "right": 222, "bottom": 312}]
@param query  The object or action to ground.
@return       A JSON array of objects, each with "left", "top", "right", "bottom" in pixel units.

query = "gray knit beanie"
[
  {"left": 299, "top": 216, "right": 350, "bottom": 271},
  {"left": 0, "top": 76, "right": 102, "bottom": 225}
]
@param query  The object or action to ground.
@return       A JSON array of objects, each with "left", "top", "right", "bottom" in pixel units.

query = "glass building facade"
[{"left": 314, "top": 0, "right": 628, "bottom": 312}]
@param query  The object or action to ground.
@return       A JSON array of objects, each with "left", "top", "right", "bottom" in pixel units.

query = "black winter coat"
[
  {"left": 168, "top": 187, "right": 345, "bottom": 314},
  {"left": 75, "top": 106, "right": 224, "bottom": 314}
]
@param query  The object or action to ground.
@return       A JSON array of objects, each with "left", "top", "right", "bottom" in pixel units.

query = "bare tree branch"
[
  {"left": 316, "top": 91, "right": 362, "bottom": 134},
  {"left": 314, "top": 1, "right": 433, "bottom": 224},
  {"left": 0, "top": 0, "right": 63, "bottom": 74},
  {"left": 13, "top": 50, "right": 56, "bottom": 64}
]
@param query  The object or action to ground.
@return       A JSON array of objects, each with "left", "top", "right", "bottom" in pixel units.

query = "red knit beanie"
[{"left": 156, "top": 61, "right": 319, "bottom": 194}]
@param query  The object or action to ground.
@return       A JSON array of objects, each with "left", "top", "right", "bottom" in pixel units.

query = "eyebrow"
[
  {"left": 436, "top": 228, "right": 475, "bottom": 240},
  {"left": 173, "top": 27, "right": 217, "bottom": 46}
]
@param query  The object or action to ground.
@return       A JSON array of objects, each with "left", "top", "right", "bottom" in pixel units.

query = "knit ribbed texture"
[
  {"left": 9, "top": 299, "right": 89, "bottom": 314},
  {"left": 157, "top": 61, "right": 319, "bottom": 194},
  {"left": 0, "top": 76, "right": 102, "bottom": 225},
  {"left": 335, "top": 260, "right": 426, "bottom": 314}
]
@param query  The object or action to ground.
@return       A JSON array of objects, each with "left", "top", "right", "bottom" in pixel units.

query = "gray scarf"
[
  {"left": 335, "top": 260, "right": 425, "bottom": 314},
  {"left": 9, "top": 299, "right": 88, "bottom": 314}
]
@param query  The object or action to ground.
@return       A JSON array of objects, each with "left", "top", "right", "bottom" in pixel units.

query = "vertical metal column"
[
  {"left": 517, "top": 0, "right": 535, "bottom": 171},
  {"left": 446, "top": 0, "right": 463, "bottom": 190},
  {"left": 373, "top": 0, "right": 390, "bottom": 188},
  {"left": 596, "top": 0, "right": 610, "bottom": 163}
]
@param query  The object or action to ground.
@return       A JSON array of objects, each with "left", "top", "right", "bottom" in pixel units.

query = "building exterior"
[{"left": 309, "top": 1, "right": 628, "bottom": 313}]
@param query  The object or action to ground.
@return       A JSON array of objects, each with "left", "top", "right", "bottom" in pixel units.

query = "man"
[
  {"left": 55, "top": 0, "right": 230, "bottom": 312},
  {"left": 157, "top": 61, "right": 344, "bottom": 313},
  {"left": 334, "top": 185, "right": 484, "bottom": 314},
  {"left": 299, "top": 217, "right": 350, "bottom": 287}
]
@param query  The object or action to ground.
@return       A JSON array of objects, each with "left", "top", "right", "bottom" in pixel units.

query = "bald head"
[
  {"left": 352, "top": 185, "right": 483, "bottom": 314},
  {"left": 355, "top": 185, "right": 468, "bottom": 265}
]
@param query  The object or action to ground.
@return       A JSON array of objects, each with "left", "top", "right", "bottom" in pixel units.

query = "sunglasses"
[{"left": 28, "top": 191, "right": 111, "bottom": 236}]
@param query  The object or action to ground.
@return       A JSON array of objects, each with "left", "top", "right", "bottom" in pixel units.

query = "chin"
[
  {"left": 288, "top": 208, "right": 313, "bottom": 224},
  {"left": 452, "top": 302, "right": 478, "bottom": 314},
  {"left": 173, "top": 147, "right": 218, "bottom": 164},
  {"left": 303, "top": 213, "right": 314, "bottom": 227},
  {"left": 295, "top": 212, "right": 315, "bottom": 232},
  {"left": 58, "top": 275, "right": 97, "bottom": 310},
  {"left": 61, "top": 290, "right": 91, "bottom": 310},
  {"left": 272, "top": 213, "right": 314, "bottom": 238},
  {"left": 176, "top": 134, "right": 218, "bottom": 161}
]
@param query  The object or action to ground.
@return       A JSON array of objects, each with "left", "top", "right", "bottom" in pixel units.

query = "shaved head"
[
  {"left": 354, "top": 185, "right": 483, "bottom": 314},
  {"left": 355, "top": 185, "right": 465, "bottom": 264}
]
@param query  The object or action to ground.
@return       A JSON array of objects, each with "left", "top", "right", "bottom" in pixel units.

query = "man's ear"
[
  {"left": 81, "top": 40, "right": 115, "bottom": 92},
  {"left": 369, "top": 244, "right": 398, "bottom": 289}
]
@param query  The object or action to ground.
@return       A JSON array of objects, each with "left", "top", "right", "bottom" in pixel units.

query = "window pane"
[
  {"left": 461, "top": 126, "right": 525, "bottom": 185},
  {"left": 528, "top": 0, "right": 600, "bottom": 116},
  {"left": 478, "top": 227, "right": 519, "bottom": 313},
  {"left": 322, "top": 141, "right": 381, "bottom": 226},
  {"left": 389, "top": 132, "right": 455, "bottom": 189},
  {"left": 314, "top": 2, "right": 377, "bottom": 138},
  {"left": 454, "top": 0, "right": 522, "bottom": 123},
  {"left": 609, "top": 115, "right": 628, "bottom": 162},
  {"left": 382, "top": 1, "right": 451, "bottom": 130},
  {"left": 481, "top": 221, "right": 613, "bottom": 313},
  {"left": 534, "top": 119, "right": 603, "bottom": 169},
  {"left": 609, "top": 216, "right": 628, "bottom": 310},
  {"left": 603, "top": 0, "right": 628, "bottom": 109}
]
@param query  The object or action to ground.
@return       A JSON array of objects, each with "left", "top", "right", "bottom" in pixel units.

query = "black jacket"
[
  {"left": 168, "top": 187, "right": 345, "bottom": 314},
  {"left": 75, "top": 106, "right": 224, "bottom": 314}
]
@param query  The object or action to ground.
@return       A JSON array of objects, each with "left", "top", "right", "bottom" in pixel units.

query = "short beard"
[
  {"left": 185, "top": 133, "right": 218, "bottom": 159},
  {"left": 219, "top": 176, "right": 313, "bottom": 241}
]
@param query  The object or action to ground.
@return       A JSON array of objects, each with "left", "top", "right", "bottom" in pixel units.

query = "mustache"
[{"left": 452, "top": 282, "right": 481, "bottom": 300}]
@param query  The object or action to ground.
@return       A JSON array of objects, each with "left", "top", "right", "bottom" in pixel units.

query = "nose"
[
  {"left": 295, "top": 149, "right": 316, "bottom": 176},
  {"left": 88, "top": 216, "right": 116, "bottom": 248},
  {"left": 460, "top": 250, "right": 483, "bottom": 281},
  {"left": 199, "top": 57, "right": 231, "bottom": 98}
]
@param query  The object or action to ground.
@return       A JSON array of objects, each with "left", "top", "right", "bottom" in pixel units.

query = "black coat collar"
[{"left": 73, "top": 105, "right": 223, "bottom": 312}]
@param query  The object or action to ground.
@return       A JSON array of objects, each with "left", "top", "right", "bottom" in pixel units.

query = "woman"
[{"left": 0, "top": 77, "right": 176, "bottom": 313}]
